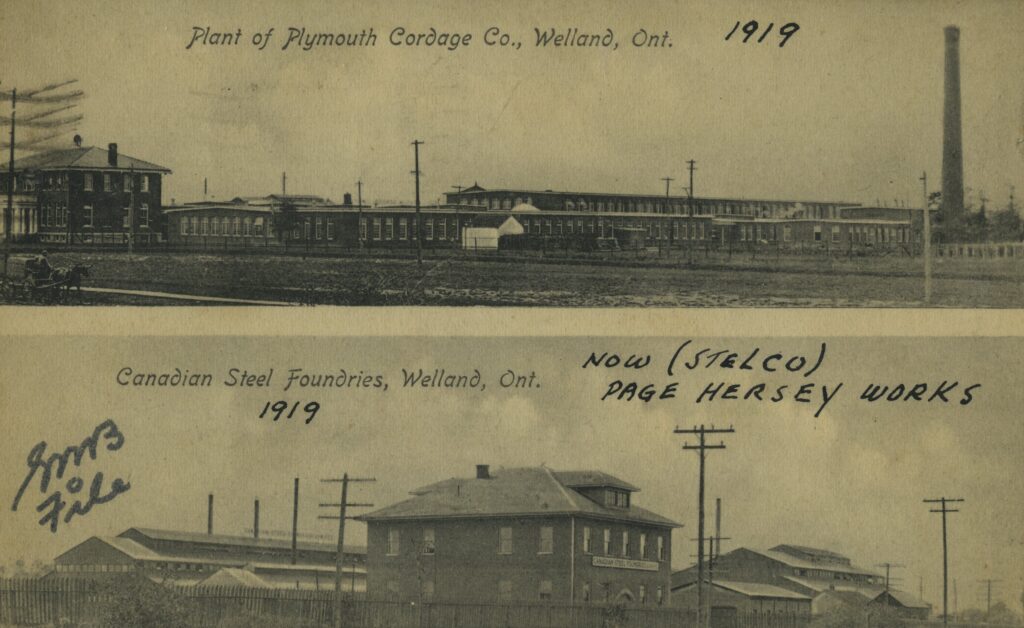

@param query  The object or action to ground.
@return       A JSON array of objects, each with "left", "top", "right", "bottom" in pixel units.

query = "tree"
[
  {"left": 273, "top": 201, "right": 300, "bottom": 242},
  {"left": 990, "top": 206, "right": 1022, "bottom": 242}
]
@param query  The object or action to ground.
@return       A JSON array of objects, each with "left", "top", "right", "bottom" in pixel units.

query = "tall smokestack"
[
  {"left": 207, "top": 494, "right": 214, "bottom": 535},
  {"left": 941, "top": 25, "right": 964, "bottom": 221},
  {"left": 107, "top": 143, "right": 118, "bottom": 167},
  {"left": 254, "top": 499, "right": 260, "bottom": 540}
]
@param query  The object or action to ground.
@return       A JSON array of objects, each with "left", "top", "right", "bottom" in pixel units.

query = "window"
[
  {"left": 583, "top": 527, "right": 592, "bottom": 554},
  {"left": 603, "top": 529, "right": 611, "bottom": 555},
  {"left": 657, "top": 536, "right": 665, "bottom": 561},
  {"left": 84, "top": 173, "right": 93, "bottom": 192},
  {"left": 124, "top": 173, "right": 131, "bottom": 192},
  {"left": 539, "top": 580, "right": 553, "bottom": 600},
  {"left": 244, "top": 217, "right": 252, "bottom": 237},
  {"left": 639, "top": 585, "right": 647, "bottom": 605},
  {"left": 372, "top": 218, "right": 382, "bottom": 240},
  {"left": 783, "top": 226, "right": 793, "bottom": 242},
  {"left": 303, "top": 219, "right": 311, "bottom": 240},
  {"left": 387, "top": 529, "right": 399, "bottom": 555},
  {"left": 199, "top": 216, "right": 208, "bottom": 235},
  {"left": 325, "top": 220, "right": 333, "bottom": 240},
  {"left": 316, "top": 217, "right": 323, "bottom": 239},
  {"left": 581, "top": 582, "right": 590, "bottom": 602},
  {"left": 499, "top": 526, "right": 513, "bottom": 555},
  {"left": 138, "top": 203, "right": 148, "bottom": 226},
  {"left": 385, "top": 217, "right": 394, "bottom": 240},
  {"left": 437, "top": 219, "right": 446, "bottom": 240},
  {"left": 423, "top": 528, "right": 435, "bottom": 554},
  {"left": 621, "top": 531, "right": 630, "bottom": 557},
  {"left": 426, "top": 219, "right": 434, "bottom": 240},
  {"left": 190, "top": 216, "right": 198, "bottom": 235},
  {"left": 498, "top": 580, "right": 513, "bottom": 602},
  {"left": 421, "top": 580, "right": 434, "bottom": 600},
  {"left": 656, "top": 586, "right": 664, "bottom": 605},
  {"left": 640, "top": 533, "right": 647, "bottom": 559},
  {"left": 211, "top": 217, "right": 219, "bottom": 235},
  {"left": 831, "top": 226, "right": 840, "bottom": 243},
  {"left": 103, "top": 174, "right": 112, "bottom": 192},
  {"left": 180, "top": 216, "right": 187, "bottom": 235},
  {"left": 539, "top": 526, "right": 553, "bottom": 554},
  {"left": 222, "top": 218, "right": 230, "bottom": 236},
  {"left": 399, "top": 218, "right": 408, "bottom": 240},
  {"left": 360, "top": 218, "right": 367, "bottom": 241},
  {"left": 141, "top": 176, "right": 150, "bottom": 193}
]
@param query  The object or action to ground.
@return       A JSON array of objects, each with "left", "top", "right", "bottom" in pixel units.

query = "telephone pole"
[
  {"left": 356, "top": 179, "right": 363, "bottom": 249},
  {"left": 412, "top": 140, "right": 424, "bottom": 266},
  {"left": 687, "top": 160, "right": 697, "bottom": 200},
  {"left": 920, "top": 171, "right": 932, "bottom": 303},
  {"left": 978, "top": 579, "right": 1002, "bottom": 617},
  {"left": 925, "top": 497, "right": 964, "bottom": 626},
  {"left": 662, "top": 177, "right": 674, "bottom": 202},
  {"left": 320, "top": 473, "right": 376, "bottom": 628},
  {"left": 4, "top": 87, "right": 13, "bottom": 275},
  {"left": 875, "top": 562, "right": 906, "bottom": 591},
  {"left": 674, "top": 424, "right": 734, "bottom": 627}
]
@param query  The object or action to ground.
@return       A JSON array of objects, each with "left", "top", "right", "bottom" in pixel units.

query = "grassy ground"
[{"left": 7, "top": 248, "right": 1023, "bottom": 307}]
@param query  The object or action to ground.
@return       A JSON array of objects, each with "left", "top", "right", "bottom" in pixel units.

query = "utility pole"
[
  {"left": 4, "top": 87, "right": 13, "bottom": 276},
  {"left": 674, "top": 424, "right": 734, "bottom": 627},
  {"left": 127, "top": 163, "right": 135, "bottom": 257},
  {"left": 412, "top": 140, "right": 424, "bottom": 266},
  {"left": 978, "top": 579, "right": 1002, "bottom": 617},
  {"left": 320, "top": 473, "right": 376, "bottom": 628},
  {"left": 292, "top": 478, "right": 300, "bottom": 565},
  {"left": 925, "top": 497, "right": 964, "bottom": 627},
  {"left": 687, "top": 160, "right": 697, "bottom": 200},
  {"left": 706, "top": 497, "right": 730, "bottom": 628},
  {"left": 282, "top": 171, "right": 287, "bottom": 196},
  {"left": 875, "top": 562, "right": 906, "bottom": 591},
  {"left": 662, "top": 176, "right": 674, "bottom": 205},
  {"left": 920, "top": 171, "right": 932, "bottom": 303},
  {"left": 357, "top": 179, "right": 363, "bottom": 249}
]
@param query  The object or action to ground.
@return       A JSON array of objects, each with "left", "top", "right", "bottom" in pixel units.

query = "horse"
[{"left": 51, "top": 264, "right": 91, "bottom": 301}]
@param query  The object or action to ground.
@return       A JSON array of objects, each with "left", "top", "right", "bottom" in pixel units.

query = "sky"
[
  {"left": 0, "top": 335, "right": 1021, "bottom": 613},
  {"left": 1, "top": 0, "right": 1022, "bottom": 210}
]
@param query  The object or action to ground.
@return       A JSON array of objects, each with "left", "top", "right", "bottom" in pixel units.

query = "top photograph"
[{"left": 0, "top": 0, "right": 1021, "bottom": 307}]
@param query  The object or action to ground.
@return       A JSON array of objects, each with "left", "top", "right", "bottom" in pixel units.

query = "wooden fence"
[{"left": 0, "top": 578, "right": 806, "bottom": 628}]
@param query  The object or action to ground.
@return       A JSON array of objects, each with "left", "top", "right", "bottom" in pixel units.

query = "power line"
[
  {"left": 925, "top": 496, "right": 964, "bottom": 627},
  {"left": 875, "top": 562, "right": 907, "bottom": 591},
  {"left": 674, "top": 424, "right": 734, "bottom": 627},
  {"left": 320, "top": 473, "right": 376, "bottom": 628}
]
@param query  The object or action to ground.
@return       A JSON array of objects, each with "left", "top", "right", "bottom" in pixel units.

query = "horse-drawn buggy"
[{"left": 0, "top": 254, "right": 91, "bottom": 303}]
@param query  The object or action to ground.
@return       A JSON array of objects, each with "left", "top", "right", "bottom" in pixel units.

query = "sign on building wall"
[{"left": 592, "top": 556, "right": 659, "bottom": 572}]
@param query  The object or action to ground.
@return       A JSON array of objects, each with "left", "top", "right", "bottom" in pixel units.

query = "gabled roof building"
[{"left": 357, "top": 465, "right": 680, "bottom": 606}]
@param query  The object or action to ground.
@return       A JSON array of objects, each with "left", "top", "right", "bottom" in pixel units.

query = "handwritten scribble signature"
[{"left": 11, "top": 419, "right": 131, "bottom": 533}]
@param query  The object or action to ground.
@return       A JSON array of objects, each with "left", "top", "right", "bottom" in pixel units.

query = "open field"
[{"left": 4, "top": 248, "right": 1023, "bottom": 307}]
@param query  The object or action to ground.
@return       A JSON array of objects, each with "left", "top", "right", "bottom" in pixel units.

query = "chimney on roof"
[
  {"left": 73, "top": 134, "right": 82, "bottom": 148},
  {"left": 108, "top": 143, "right": 118, "bottom": 167},
  {"left": 343, "top": 192, "right": 353, "bottom": 206},
  {"left": 207, "top": 493, "right": 214, "bottom": 535},
  {"left": 254, "top": 499, "right": 260, "bottom": 540},
  {"left": 476, "top": 464, "right": 491, "bottom": 479}
]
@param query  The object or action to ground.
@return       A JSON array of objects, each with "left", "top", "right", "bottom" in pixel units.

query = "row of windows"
[
  {"left": 56, "top": 561, "right": 216, "bottom": 573},
  {"left": 82, "top": 173, "right": 153, "bottom": 193},
  {"left": 385, "top": 526, "right": 665, "bottom": 561},
  {"left": 520, "top": 217, "right": 708, "bottom": 241},
  {"left": 181, "top": 215, "right": 265, "bottom": 237},
  {"left": 463, "top": 195, "right": 839, "bottom": 220},
  {"left": 361, "top": 217, "right": 459, "bottom": 242},
  {"left": 38, "top": 204, "right": 150, "bottom": 229}
]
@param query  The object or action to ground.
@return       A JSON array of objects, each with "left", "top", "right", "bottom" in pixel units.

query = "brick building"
[
  {"left": 50, "top": 527, "right": 365, "bottom": 591},
  {"left": 0, "top": 141, "right": 171, "bottom": 244},
  {"left": 445, "top": 184, "right": 925, "bottom": 251},
  {"left": 358, "top": 466, "right": 679, "bottom": 606}
]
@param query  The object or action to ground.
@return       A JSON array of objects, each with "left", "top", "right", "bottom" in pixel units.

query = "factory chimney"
[
  {"left": 940, "top": 25, "right": 964, "bottom": 221},
  {"left": 207, "top": 493, "right": 214, "bottom": 535}
]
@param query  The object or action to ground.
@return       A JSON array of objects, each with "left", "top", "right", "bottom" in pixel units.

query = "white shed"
[{"left": 462, "top": 213, "right": 524, "bottom": 250}]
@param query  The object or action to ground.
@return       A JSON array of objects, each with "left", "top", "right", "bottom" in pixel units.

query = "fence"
[{"left": 0, "top": 578, "right": 796, "bottom": 628}]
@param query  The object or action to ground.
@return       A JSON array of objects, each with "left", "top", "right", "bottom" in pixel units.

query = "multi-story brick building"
[
  {"left": 358, "top": 465, "right": 680, "bottom": 606},
  {"left": 0, "top": 141, "right": 171, "bottom": 244}
]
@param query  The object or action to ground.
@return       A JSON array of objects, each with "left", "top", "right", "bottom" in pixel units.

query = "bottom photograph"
[{"left": 0, "top": 335, "right": 1020, "bottom": 628}]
